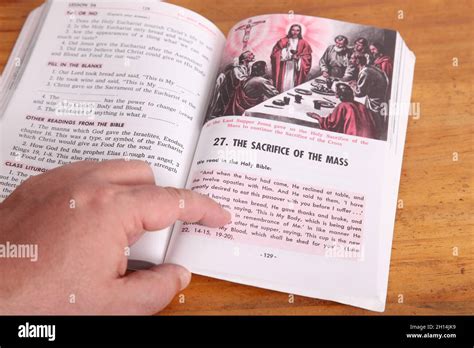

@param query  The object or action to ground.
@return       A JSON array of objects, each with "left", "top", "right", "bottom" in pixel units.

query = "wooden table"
[{"left": 1, "top": 0, "right": 472, "bottom": 315}]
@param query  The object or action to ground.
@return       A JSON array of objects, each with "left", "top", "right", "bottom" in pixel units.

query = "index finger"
[
  {"left": 28, "top": 159, "right": 155, "bottom": 187},
  {"left": 116, "top": 186, "right": 232, "bottom": 244}
]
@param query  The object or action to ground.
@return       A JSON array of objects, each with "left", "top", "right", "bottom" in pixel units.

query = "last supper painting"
[{"left": 206, "top": 14, "right": 397, "bottom": 141}]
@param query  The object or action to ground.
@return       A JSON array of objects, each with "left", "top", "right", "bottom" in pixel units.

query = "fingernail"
[
  {"left": 223, "top": 208, "right": 232, "bottom": 223},
  {"left": 179, "top": 268, "right": 192, "bottom": 291}
]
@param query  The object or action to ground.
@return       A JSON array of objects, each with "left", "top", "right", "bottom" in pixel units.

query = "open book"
[{"left": 0, "top": 0, "right": 415, "bottom": 312}]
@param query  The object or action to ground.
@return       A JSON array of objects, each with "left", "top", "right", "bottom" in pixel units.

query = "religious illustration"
[
  {"left": 270, "top": 24, "right": 312, "bottom": 92},
  {"left": 205, "top": 14, "right": 397, "bottom": 141},
  {"left": 234, "top": 18, "right": 266, "bottom": 51}
]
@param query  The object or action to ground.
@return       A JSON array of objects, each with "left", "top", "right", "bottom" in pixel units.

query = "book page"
[
  {"left": 0, "top": 0, "right": 225, "bottom": 263},
  {"left": 165, "top": 14, "right": 411, "bottom": 311}
]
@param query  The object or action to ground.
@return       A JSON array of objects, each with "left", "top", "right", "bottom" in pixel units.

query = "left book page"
[{"left": 0, "top": 0, "right": 225, "bottom": 263}]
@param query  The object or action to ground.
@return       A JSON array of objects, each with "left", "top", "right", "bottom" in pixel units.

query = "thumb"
[{"left": 112, "top": 264, "right": 191, "bottom": 314}]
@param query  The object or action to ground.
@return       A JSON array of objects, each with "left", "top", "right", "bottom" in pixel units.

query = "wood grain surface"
[{"left": 0, "top": 0, "right": 472, "bottom": 315}]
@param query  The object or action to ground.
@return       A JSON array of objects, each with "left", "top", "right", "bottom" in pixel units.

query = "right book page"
[{"left": 165, "top": 13, "right": 415, "bottom": 312}]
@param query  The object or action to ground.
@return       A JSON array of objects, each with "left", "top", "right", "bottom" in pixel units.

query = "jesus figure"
[{"left": 270, "top": 24, "right": 312, "bottom": 93}]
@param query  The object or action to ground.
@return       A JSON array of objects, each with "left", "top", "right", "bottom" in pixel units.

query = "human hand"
[
  {"left": 348, "top": 80, "right": 357, "bottom": 89},
  {"left": 0, "top": 160, "right": 231, "bottom": 314},
  {"left": 306, "top": 112, "right": 322, "bottom": 121}
]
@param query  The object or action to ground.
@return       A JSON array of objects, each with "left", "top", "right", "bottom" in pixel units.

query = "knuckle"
[
  {"left": 66, "top": 182, "right": 87, "bottom": 200},
  {"left": 67, "top": 182, "right": 115, "bottom": 208},
  {"left": 112, "top": 158, "right": 151, "bottom": 172},
  {"left": 132, "top": 159, "right": 152, "bottom": 171},
  {"left": 89, "top": 184, "right": 116, "bottom": 206},
  {"left": 135, "top": 160, "right": 154, "bottom": 179},
  {"left": 164, "top": 187, "right": 184, "bottom": 201}
]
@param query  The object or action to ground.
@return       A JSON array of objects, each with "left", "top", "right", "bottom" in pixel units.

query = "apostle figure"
[
  {"left": 270, "top": 24, "right": 312, "bottom": 93},
  {"left": 353, "top": 37, "right": 373, "bottom": 66},
  {"left": 224, "top": 61, "right": 279, "bottom": 115},
  {"left": 307, "top": 83, "right": 377, "bottom": 139},
  {"left": 319, "top": 35, "right": 355, "bottom": 80},
  {"left": 370, "top": 42, "right": 393, "bottom": 80},
  {"left": 207, "top": 50, "right": 255, "bottom": 118},
  {"left": 232, "top": 50, "right": 255, "bottom": 80},
  {"left": 348, "top": 53, "right": 389, "bottom": 139}
]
